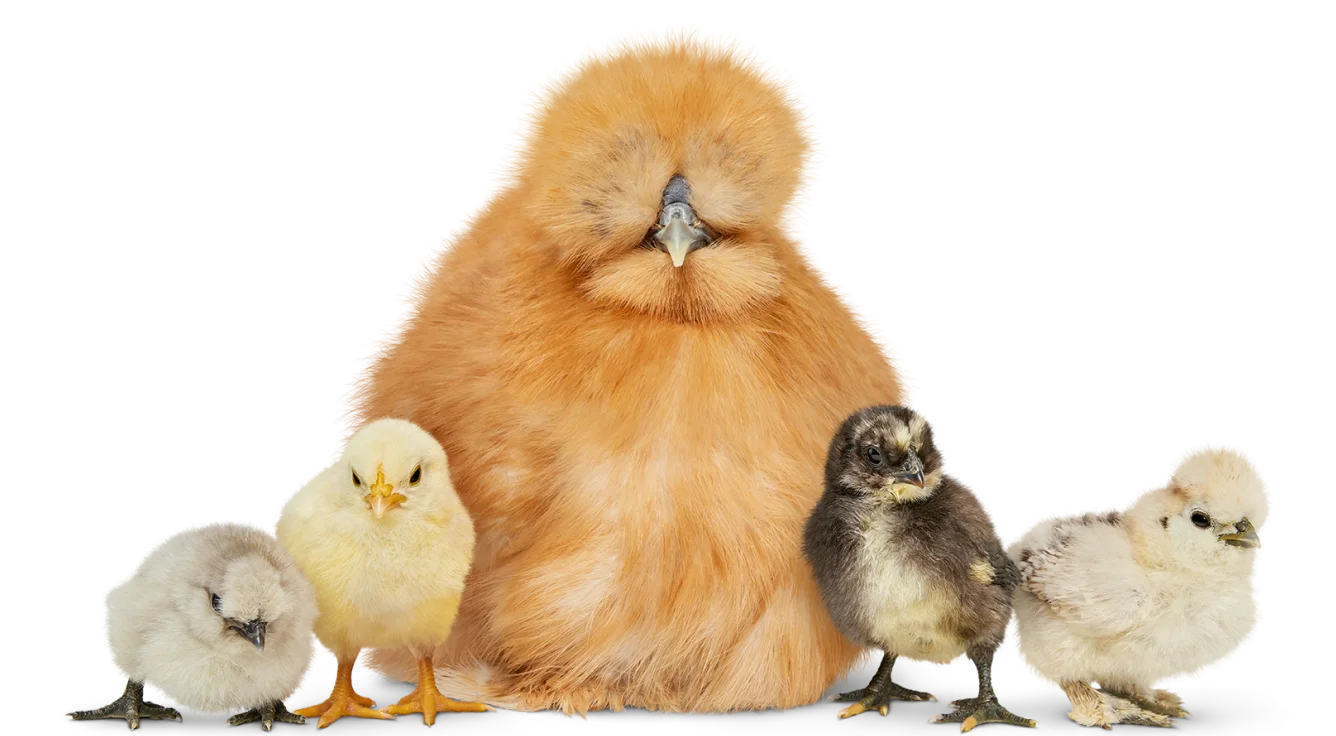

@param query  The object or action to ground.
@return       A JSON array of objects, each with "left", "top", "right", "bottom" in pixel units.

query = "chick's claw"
[
  {"left": 69, "top": 680, "right": 181, "bottom": 730},
  {"left": 836, "top": 682, "right": 936, "bottom": 719},
  {"left": 382, "top": 656, "right": 492, "bottom": 725},
  {"left": 297, "top": 694, "right": 394, "bottom": 729},
  {"left": 935, "top": 698, "right": 1037, "bottom": 732},
  {"left": 228, "top": 700, "right": 305, "bottom": 730}
]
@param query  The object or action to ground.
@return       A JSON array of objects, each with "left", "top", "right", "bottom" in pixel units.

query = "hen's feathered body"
[{"left": 357, "top": 44, "right": 900, "bottom": 712}]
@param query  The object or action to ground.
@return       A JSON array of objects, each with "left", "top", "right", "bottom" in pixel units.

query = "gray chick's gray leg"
[
  {"left": 227, "top": 700, "right": 306, "bottom": 730},
  {"left": 69, "top": 680, "right": 182, "bottom": 730},
  {"left": 935, "top": 647, "right": 1036, "bottom": 731},
  {"left": 835, "top": 653, "right": 937, "bottom": 719}
]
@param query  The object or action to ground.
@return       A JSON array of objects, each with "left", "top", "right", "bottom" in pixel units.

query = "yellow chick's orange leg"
[
  {"left": 295, "top": 655, "right": 395, "bottom": 728},
  {"left": 382, "top": 654, "right": 493, "bottom": 725}
]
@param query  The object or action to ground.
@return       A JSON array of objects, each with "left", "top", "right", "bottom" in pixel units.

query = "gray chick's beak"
[
  {"left": 238, "top": 619, "right": 267, "bottom": 652},
  {"left": 653, "top": 175, "right": 711, "bottom": 267},
  {"left": 1219, "top": 517, "right": 1261, "bottom": 549}
]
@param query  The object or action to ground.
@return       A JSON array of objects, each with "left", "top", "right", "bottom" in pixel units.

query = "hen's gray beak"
[
  {"left": 1219, "top": 517, "right": 1260, "bottom": 549},
  {"left": 237, "top": 619, "right": 267, "bottom": 652},
  {"left": 653, "top": 175, "right": 711, "bottom": 267}
]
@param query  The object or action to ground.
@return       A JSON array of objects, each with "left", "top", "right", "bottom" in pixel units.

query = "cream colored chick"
[
  {"left": 1010, "top": 449, "right": 1267, "bottom": 728},
  {"left": 70, "top": 524, "right": 316, "bottom": 730},
  {"left": 277, "top": 418, "right": 490, "bottom": 727}
]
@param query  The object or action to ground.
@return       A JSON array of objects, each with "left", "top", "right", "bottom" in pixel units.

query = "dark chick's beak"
[
  {"left": 653, "top": 175, "right": 711, "bottom": 267},
  {"left": 894, "top": 468, "right": 926, "bottom": 489},
  {"left": 1219, "top": 517, "right": 1261, "bottom": 549},
  {"left": 236, "top": 619, "right": 267, "bottom": 652}
]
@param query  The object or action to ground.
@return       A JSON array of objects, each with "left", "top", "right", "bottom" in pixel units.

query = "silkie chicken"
[
  {"left": 70, "top": 524, "right": 316, "bottom": 730},
  {"left": 804, "top": 406, "right": 1035, "bottom": 732},
  {"left": 277, "top": 418, "right": 489, "bottom": 727},
  {"left": 355, "top": 41, "right": 902, "bottom": 714},
  {"left": 1010, "top": 449, "right": 1267, "bottom": 728}
]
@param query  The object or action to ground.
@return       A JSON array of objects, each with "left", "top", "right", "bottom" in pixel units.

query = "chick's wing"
[{"left": 1015, "top": 518, "right": 1150, "bottom": 637}]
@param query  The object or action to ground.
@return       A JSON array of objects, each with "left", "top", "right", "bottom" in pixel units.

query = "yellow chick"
[{"left": 277, "top": 418, "right": 491, "bottom": 727}]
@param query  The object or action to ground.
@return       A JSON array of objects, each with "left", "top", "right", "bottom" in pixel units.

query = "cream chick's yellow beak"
[{"left": 364, "top": 464, "right": 407, "bottom": 519}]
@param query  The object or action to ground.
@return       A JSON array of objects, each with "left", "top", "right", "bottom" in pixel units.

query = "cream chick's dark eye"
[
  {"left": 211, "top": 593, "right": 222, "bottom": 614},
  {"left": 1191, "top": 511, "right": 1212, "bottom": 529},
  {"left": 352, "top": 469, "right": 362, "bottom": 487},
  {"left": 410, "top": 466, "right": 422, "bottom": 485}
]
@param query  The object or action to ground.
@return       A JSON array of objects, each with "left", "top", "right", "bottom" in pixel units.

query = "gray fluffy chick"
[
  {"left": 69, "top": 523, "right": 317, "bottom": 730},
  {"left": 803, "top": 406, "right": 1035, "bottom": 731}
]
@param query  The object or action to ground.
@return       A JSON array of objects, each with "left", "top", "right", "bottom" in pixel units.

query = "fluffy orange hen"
[{"left": 357, "top": 42, "right": 901, "bottom": 712}]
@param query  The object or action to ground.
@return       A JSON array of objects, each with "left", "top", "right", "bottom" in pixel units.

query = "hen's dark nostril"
[{"left": 662, "top": 174, "right": 691, "bottom": 206}]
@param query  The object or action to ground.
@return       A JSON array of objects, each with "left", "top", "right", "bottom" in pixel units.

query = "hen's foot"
[
  {"left": 936, "top": 697, "right": 1037, "bottom": 731},
  {"left": 228, "top": 701, "right": 305, "bottom": 730},
  {"left": 381, "top": 655, "right": 491, "bottom": 725},
  {"left": 296, "top": 656, "right": 393, "bottom": 728},
  {"left": 69, "top": 680, "right": 181, "bottom": 730}
]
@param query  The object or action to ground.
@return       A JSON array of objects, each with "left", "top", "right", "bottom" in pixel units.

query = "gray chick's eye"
[
  {"left": 864, "top": 446, "right": 884, "bottom": 466},
  {"left": 211, "top": 593, "right": 222, "bottom": 613},
  {"left": 352, "top": 470, "right": 362, "bottom": 487},
  {"left": 1190, "top": 511, "right": 1211, "bottom": 529}
]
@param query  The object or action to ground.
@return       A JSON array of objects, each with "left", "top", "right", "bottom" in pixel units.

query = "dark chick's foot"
[
  {"left": 837, "top": 682, "right": 937, "bottom": 719},
  {"left": 69, "top": 681, "right": 180, "bottom": 730},
  {"left": 936, "top": 697, "right": 1037, "bottom": 732},
  {"left": 228, "top": 701, "right": 306, "bottom": 730}
]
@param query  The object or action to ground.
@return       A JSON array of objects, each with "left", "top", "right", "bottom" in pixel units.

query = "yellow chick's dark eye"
[
  {"left": 352, "top": 470, "right": 362, "bottom": 487},
  {"left": 410, "top": 466, "right": 422, "bottom": 485},
  {"left": 1191, "top": 511, "right": 1211, "bottom": 528}
]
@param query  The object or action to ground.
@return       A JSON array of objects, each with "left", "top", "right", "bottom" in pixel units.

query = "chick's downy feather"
[
  {"left": 277, "top": 419, "right": 475, "bottom": 659},
  {"left": 1010, "top": 449, "right": 1267, "bottom": 726},
  {"left": 356, "top": 42, "right": 901, "bottom": 712},
  {"left": 106, "top": 524, "right": 316, "bottom": 712}
]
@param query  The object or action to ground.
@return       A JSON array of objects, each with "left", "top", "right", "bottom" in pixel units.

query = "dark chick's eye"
[
  {"left": 352, "top": 470, "right": 362, "bottom": 487},
  {"left": 211, "top": 593, "right": 222, "bottom": 613},
  {"left": 864, "top": 446, "right": 884, "bottom": 466},
  {"left": 410, "top": 466, "right": 422, "bottom": 485},
  {"left": 1191, "top": 512, "right": 1212, "bottom": 528}
]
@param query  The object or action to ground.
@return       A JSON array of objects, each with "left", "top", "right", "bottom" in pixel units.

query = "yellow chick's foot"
[
  {"left": 382, "top": 655, "right": 493, "bottom": 725},
  {"left": 296, "top": 658, "right": 395, "bottom": 728}
]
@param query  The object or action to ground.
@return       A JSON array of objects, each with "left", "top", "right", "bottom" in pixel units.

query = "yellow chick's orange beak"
[{"left": 364, "top": 465, "right": 407, "bottom": 519}]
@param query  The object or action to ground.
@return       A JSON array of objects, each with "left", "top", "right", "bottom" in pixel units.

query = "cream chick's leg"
[
  {"left": 1061, "top": 680, "right": 1172, "bottom": 729},
  {"left": 382, "top": 651, "right": 492, "bottom": 725},
  {"left": 295, "top": 653, "right": 394, "bottom": 728}
]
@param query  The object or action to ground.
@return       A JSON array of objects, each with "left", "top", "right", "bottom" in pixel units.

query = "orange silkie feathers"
[{"left": 356, "top": 41, "right": 902, "bottom": 713}]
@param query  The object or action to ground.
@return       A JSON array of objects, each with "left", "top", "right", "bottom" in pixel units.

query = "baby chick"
[
  {"left": 69, "top": 523, "right": 316, "bottom": 730},
  {"left": 804, "top": 406, "right": 1035, "bottom": 731},
  {"left": 277, "top": 418, "right": 491, "bottom": 727},
  {"left": 1010, "top": 449, "right": 1267, "bottom": 728}
]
